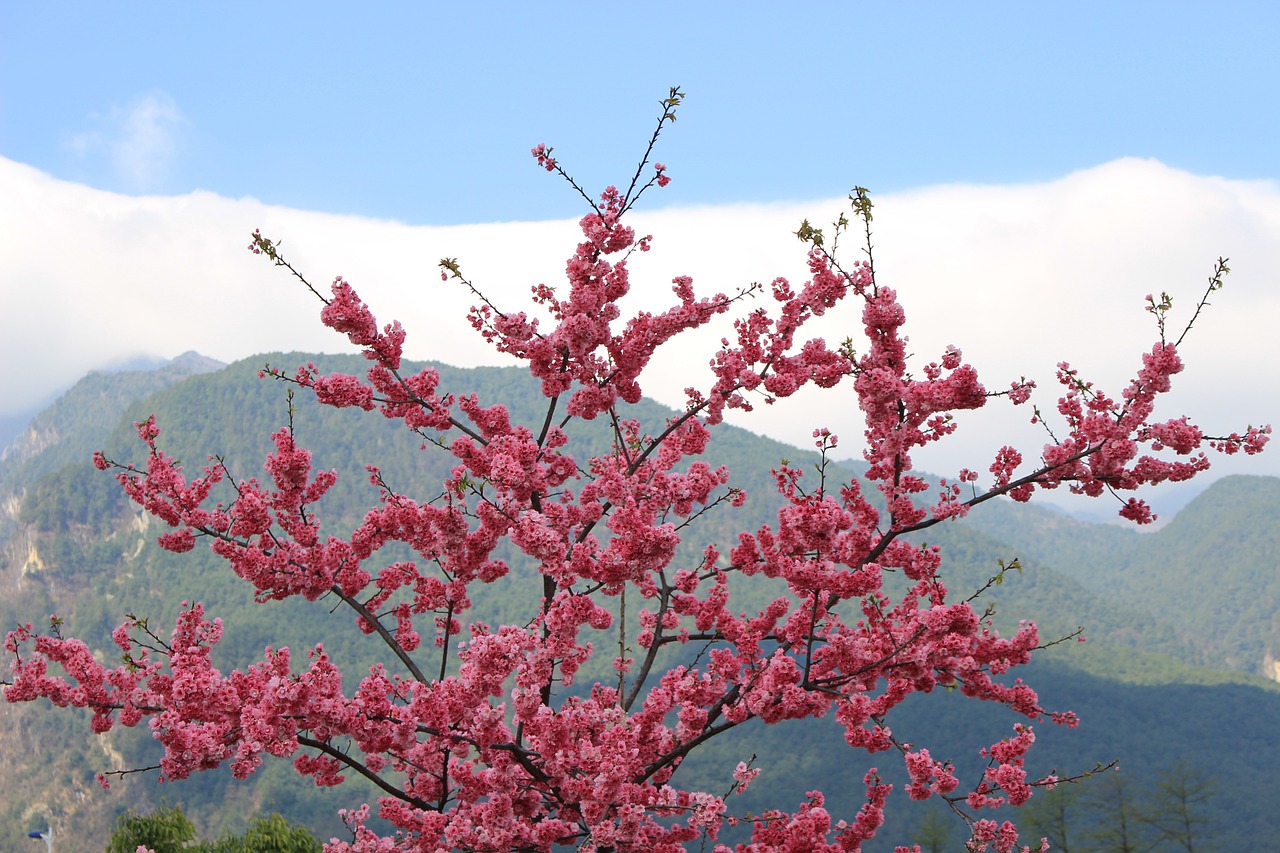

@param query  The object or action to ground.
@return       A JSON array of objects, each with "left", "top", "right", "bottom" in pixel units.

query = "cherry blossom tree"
[{"left": 4, "top": 88, "right": 1269, "bottom": 853}]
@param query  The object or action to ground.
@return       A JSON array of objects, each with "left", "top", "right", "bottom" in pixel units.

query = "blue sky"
[
  {"left": 2, "top": 3, "right": 1279, "bottom": 510},
  {"left": 4, "top": 3, "right": 1278, "bottom": 223}
]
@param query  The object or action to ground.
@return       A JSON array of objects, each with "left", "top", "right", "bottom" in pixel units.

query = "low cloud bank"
[{"left": 3, "top": 156, "right": 1276, "bottom": 502}]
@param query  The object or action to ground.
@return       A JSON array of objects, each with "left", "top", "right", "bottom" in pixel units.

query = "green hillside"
[{"left": 962, "top": 476, "right": 1280, "bottom": 679}]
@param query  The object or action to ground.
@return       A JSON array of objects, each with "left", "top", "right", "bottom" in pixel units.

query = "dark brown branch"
[
  {"left": 297, "top": 735, "right": 433, "bottom": 811},
  {"left": 331, "top": 586, "right": 428, "bottom": 683}
]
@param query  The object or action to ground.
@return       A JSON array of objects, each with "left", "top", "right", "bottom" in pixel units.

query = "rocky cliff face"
[
  {"left": 1, "top": 495, "right": 33, "bottom": 593},
  {"left": 1, "top": 421, "right": 62, "bottom": 464},
  {"left": 1265, "top": 649, "right": 1280, "bottom": 683}
]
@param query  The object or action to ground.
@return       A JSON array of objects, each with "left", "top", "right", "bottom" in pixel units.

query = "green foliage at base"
[
  {"left": 107, "top": 805, "right": 196, "bottom": 853},
  {"left": 108, "top": 806, "right": 321, "bottom": 853}
]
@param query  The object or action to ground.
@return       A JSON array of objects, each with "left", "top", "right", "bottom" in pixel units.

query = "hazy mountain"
[
  {"left": 0, "top": 350, "right": 224, "bottom": 477},
  {"left": 961, "top": 477, "right": 1280, "bottom": 679},
  {"left": 0, "top": 406, "right": 44, "bottom": 455},
  {"left": 0, "top": 352, "right": 210, "bottom": 452}
]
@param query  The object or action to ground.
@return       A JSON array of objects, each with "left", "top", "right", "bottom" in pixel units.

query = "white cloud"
[
  {"left": 65, "top": 92, "right": 184, "bottom": 191},
  {"left": 2, "top": 155, "right": 1277, "bottom": 510}
]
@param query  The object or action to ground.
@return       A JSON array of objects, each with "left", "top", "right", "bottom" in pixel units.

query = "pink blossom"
[{"left": 8, "top": 101, "right": 1269, "bottom": 853}]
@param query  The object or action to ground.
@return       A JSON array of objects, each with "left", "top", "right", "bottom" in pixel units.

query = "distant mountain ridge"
[
  {"left": 0, "top": 350, "right": 224, "bottom": 474},
  {"left": 0, "top": 352, "right": 216, "bottom": 452},
  {"left": 960, "top": 476, "right": 1280, "bottom": 679}
]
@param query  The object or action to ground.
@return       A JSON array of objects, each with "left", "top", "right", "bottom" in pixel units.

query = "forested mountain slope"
[
  {"left": 963, "top": 476, "right": 1280, "bottom": 678},
  {"left": 2, "top": 354, "right": 1276, "bottom": 851}
]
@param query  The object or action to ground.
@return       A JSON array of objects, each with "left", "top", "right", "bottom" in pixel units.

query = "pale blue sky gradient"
[
  {"left": 3, "top": 3, "right": 1279, "bottom": 510},
  {"left": 4, "top": 3, "right": 1278, "bottom": 223}
]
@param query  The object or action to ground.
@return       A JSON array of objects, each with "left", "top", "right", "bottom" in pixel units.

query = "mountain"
[
  {"left": 1, "top": 354, "right": 1277, "bottom": 851},
  {"left": 1, "top": 352, "right": 218, "bottom": 452},
  {"left": 0, "top": 406, "right": 46, "bottom": 457},
  {"left": 0, "top": 350, "right": 225, "bottom": 478},
  {"left": 961, "top": 477, "right": 1280, "bottom": 679}
]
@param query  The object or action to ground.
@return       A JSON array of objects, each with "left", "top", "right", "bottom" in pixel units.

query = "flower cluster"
[{"left": 531, "top": 143, "right": 557, "bottom": 172}]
